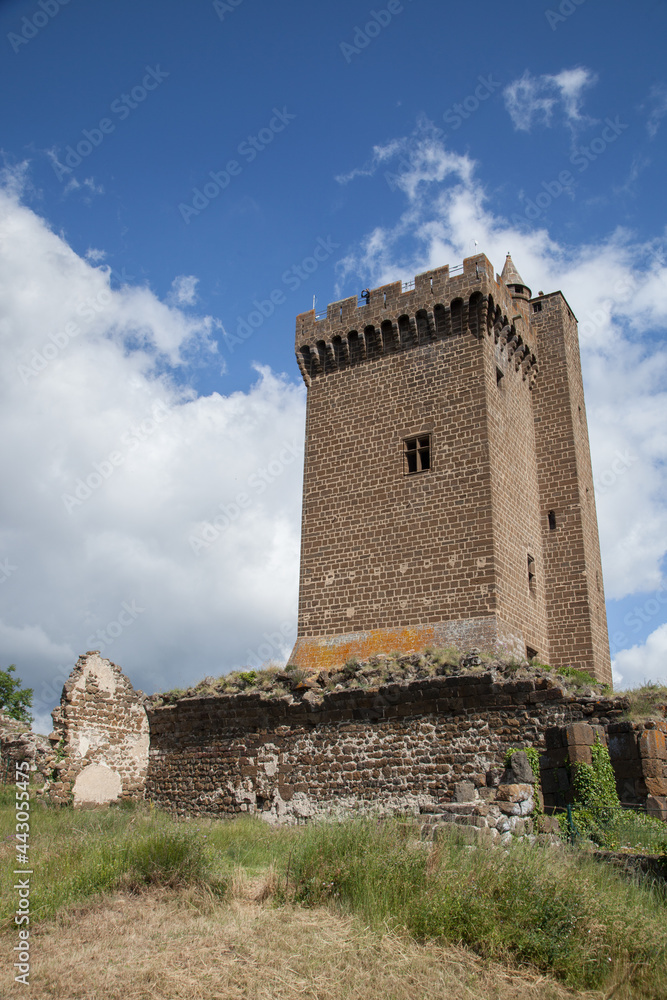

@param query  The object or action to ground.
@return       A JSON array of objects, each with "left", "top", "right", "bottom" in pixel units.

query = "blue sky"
[{"left": 1, "top": 0, "right": 666, "bottom": 730}]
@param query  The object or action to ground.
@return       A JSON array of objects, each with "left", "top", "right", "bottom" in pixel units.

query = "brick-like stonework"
[
  {"left": 145, "top": 670, "right": 627, "bottom": 823},
  {"left": 289, "top": 252, "right": 611, "bottom": 684},
  {"left": 48, "top": 652, "right": 149, "bottom": 805},
  {"left": 531, "top": 295, "right": 610, "bottom": 675},
  {"left": 541, "top": 718, "right": 667, "bottom": 820}
]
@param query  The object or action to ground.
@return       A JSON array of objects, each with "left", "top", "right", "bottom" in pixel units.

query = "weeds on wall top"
[{"left": 146, "top": 645, "right": 618, "bottom": 707}]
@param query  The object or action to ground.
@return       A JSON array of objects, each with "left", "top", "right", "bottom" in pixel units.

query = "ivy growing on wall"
[
  {"left": 572, "top": 736, "right": 620, "bottom": 811},
  {"left": 561, "top": 735, "right": 621, "bottom": 846}
]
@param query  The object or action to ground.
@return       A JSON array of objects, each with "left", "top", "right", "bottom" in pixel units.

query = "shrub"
[
  {"left": 553, "top": 665, "right": 599, "bottom": 688},
  {"left": 238, "top": 670, "right": 258, "bottom": 687},
  {"left": 0, "top": 664, "right": 33, "bottom": 723}
]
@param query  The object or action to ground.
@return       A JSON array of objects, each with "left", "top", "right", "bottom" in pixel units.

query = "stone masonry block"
[
  {"left": 454, "top": 781, "right": 477, "bottom": 802},
  {"left": 543, "top": 747, "right": 568, "bottom": 768},
  {"left": 639, "top": 730, "right": 667, "bottom": 761},
  {"left": 646, "top": 795, "right": 667, "bottom": 821},
  {"left": 568, "top": 744, "right": 593, "bottom": 765},
  {"left": 496, "top": 783, "right": 533, "bottom": 803},
  {"left": 545, "top": 727, "right": 566, "bottom": 750},
  {"left": 607, "top": 733, "right": 639, "bottom": 761},
  {"left": 611, "top": 759, "right": 643, "bottom": 781},
  {"left": 556, "top": 768, "right": 570, "bottom": 791},
  {"left": 566, "top": 723, "right": 595, "bottom": 746},
  {"left": 639, "top": 758, "right": 666, "bottom": 780},
  {"left": 540, "top": 769, "right": 558, "bottom": 794},
  {"left": 645, "top": 777, "right": 667, "bottom": 797}
]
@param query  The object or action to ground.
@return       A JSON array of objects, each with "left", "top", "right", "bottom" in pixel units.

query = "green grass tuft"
[{"left": 282, "top": 819, "right": 667, "bottom": 994}]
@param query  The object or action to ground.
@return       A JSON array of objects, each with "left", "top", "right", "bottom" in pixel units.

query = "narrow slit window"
[
  {"left": 496, "top": 366, "right": 504, "bottom": 387},
  {"left": 548, "top": 510, "right": 556, "bottom": 530},
  {"left": 527, "top": 554, "right": 536, "bottom": 592},
  {"left": 404, "top": 435, "right": 431, "bottom": 475}
]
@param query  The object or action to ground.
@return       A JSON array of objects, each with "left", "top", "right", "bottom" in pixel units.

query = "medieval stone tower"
[{"left": 289, "top": 253, "right": 612, "bottom": 686}]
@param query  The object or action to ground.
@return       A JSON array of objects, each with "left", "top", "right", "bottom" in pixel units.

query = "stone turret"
[{"left": 501, "top": 252, "right": 532, "bottom": 327}]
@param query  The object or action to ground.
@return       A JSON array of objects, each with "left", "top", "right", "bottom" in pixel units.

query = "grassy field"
[{"left": 1, "top": 795, "right": 666, "bottom": 999}]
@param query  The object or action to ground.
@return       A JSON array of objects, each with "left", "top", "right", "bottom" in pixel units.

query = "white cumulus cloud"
[
  {"left": 503, "top": 67, "right": 598, "bottom": 133},
  {"left": 169, "top": 274, "right": 199, "bottom": 306},
  {"left": 0, "top": 171, "right": 305, "bottom": 733},
  {"left": 613, "top": 622, "right": 667, "bottom": 689}
]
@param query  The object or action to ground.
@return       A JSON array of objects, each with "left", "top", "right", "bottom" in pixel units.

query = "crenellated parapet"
[{"left": 294, "top": 253, "right": 538, "bottom": 386}]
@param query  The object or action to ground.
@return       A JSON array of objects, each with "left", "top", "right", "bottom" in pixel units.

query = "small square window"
[
  {"left": 532, "top": 302, "right": 542, "bottom": 313},
  {"left": 404, "top": 434, "right": 431, "bottom": 474}
]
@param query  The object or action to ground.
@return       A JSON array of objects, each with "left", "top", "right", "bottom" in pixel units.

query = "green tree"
[{"left": 0, "top": 665, "right": 33, "bottom": 724}]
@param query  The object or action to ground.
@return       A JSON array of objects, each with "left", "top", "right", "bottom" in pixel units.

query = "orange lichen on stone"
[{"left": 290, "top": 625, "right": 453, "bottom": 674}]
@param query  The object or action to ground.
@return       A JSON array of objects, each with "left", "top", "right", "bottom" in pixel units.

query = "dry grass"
[
  {"left": 618, "top": 683, "right": 667, "bottom": 721},
  {"left": 1, "top": 887, "right": 599, "bottom": 1000}
]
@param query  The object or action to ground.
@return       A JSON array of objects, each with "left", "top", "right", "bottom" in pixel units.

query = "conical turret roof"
[
  {"left": 501, "top": 253, "right": 525, "bottom": 287},
  {"left": 501, "top": 253, "right": 531, "bottom": 297}
]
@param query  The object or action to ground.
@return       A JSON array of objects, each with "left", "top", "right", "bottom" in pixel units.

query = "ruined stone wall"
[
  {"left": 49, "top": 652, "right": 149, "bottom": 805},
  {"left": 0, "top": 712, "right": 54, "bottom": 791},
  {"left": 145, "top": 671, "right": 627, "bottom": 822},
  {"left": 608, "top": 719, "right": 667, "bottom": 815},
  {"left": 540, "top": 719, "right": 667, "bottom": 820}
]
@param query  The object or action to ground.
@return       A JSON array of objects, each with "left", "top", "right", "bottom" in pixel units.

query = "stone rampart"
[{"left": 145, "top": 669, "right": 627, "bottom": 823}]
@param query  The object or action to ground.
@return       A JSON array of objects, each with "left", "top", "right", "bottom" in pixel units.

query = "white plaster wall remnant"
[
  {"left": 75, "top": 727, "right": 106, "bottom": 758},
  {"left": 72, "top": 652, "right": 118, "bottom": 694},
  {"left": 126, "top": 732, "right": 150, "bottom": 762},
  {"left": 48, "top": 651, "right": 150, "bottom": 805},
  {"left": 73, "top": 763, "right": 122, "bottom": 805}
]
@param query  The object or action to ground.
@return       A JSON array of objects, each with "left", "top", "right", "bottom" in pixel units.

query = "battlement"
[{"left": 294, "top": 253, "right": 537, "bottom": 385}]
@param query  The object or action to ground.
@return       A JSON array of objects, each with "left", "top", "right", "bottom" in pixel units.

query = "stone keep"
[{"left": 289, "top": 253, "right": 611, "bottom": 685}]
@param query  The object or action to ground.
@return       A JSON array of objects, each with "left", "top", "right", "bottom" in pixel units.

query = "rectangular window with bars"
[{"left": 403, "top": 435, "right": 431, "bottom": 474}]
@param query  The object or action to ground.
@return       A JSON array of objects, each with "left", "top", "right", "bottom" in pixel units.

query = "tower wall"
[
  {"left": 531, "top": 293, "right": 611, "bottom": 683},
  {"left": 483, "top": 317, "right": 550, "bottom": 660},
  {"left": 291, "top": 256, "right": 543, "bottom": 670}
]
